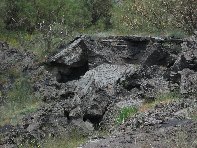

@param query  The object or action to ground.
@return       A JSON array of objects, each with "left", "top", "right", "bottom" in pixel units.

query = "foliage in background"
[
  {"left": 2, "top": 0, "right": 90, "bottom": 32},
  {"left": 82, "top": 0, "right": 113, "bottom": 29},
  {"left": 0, "top": 0, "right": 196, "bottom": 58},
  {"left": 112, "top": 0, "right": 196, "bottom": 35},
  {"left": 0, "top": 0, "right": 114, "bottom": 58}
]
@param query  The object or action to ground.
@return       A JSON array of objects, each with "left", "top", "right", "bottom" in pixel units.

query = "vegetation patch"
[
  {"left": 0, "top": 0, "right": 196, "bottom": 60},
  {"left": 116, "top": 106, "right": 138, "bottom": 124},
  {"left": 18, "top": 129, "right": 88, "bottom": 148},
  {"left": 115, "top": 92, "right": 181, "bottom": 124},
  {"left": 0, "top": 76, "right": 41, "bottom": 126},
  {"left": 40, "top": 135, "right": 87, "bottom": 148},
  {"left": 140, "top": 91, "right": 181, "bottom": 112},
  {"left": 190, "top": 110, "right": 197, "bottom": 120}
]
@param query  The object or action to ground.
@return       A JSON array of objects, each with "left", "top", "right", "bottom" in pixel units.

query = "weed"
[{"left": 116, "top": 106, "right": 138, "bottom": 124}]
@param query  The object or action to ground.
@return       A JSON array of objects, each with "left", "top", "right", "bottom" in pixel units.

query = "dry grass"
[
  {"left": 0, "top": 76, "right": 41, "bottom": 126},
  {"left": 139, "top": 92, "right": 180, "bottom": 112},
  {"left": 0, "top": 101, "right": 40, "bottom": 126},
  {"left": 41, "top": 136, "right": 87, "bottom": 148}
]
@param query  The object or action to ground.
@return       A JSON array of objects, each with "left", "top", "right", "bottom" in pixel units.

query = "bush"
[
  {"left": 1, "top": 0, "right": 91, "bottom": 32},
  {"left": 83, "top": 0, "right": 113, "bottom": 29}
]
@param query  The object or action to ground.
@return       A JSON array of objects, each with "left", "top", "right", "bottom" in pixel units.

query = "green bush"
[
  {"left": 83, "top": 0, "right": 113, "bottom": 29},
  {"left": 3, "top": 0, "right": 78, "bottom": 31},
  {"left": 0, "top": 0, "right": 113, "bottom": 33}
]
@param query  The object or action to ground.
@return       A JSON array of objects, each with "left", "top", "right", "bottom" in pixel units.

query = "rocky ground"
[
  {"left": 0, "top": 34, "right": 197, "bottom": 148},
  {"left": 82, "top": 99, "right": 197, "bottom": 148}
]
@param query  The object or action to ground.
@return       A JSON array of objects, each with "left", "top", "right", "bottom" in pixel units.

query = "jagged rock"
[
  {"left": 75, "top": 64, "right": 136, "bottom": 96},
  {"left": 0, "top": 47, "right": 35, "bottom": 72},
  {"left": 49, "top": 36, "right": 86, "bottom": 65},
  {"left": 82, "top": 99, "right": 197, "bottom": 148},
  {"left": 0, "top": 42, "right": 36, "bottom": 105},
  {"left": 120, "top": 65, "right": 170, "bottom": 101},
  {"left": 47, "top": 36, "right": 88, "bottom": 83},
  {"left": 2, "top": 35, "right": 197, "bottom": 147},
  {"left": 180, "top": 68, "right": 197, "bottom": 96},
  {"left": 171, "top": 36, "right": 197, "bottom": 72},
  {"left": 143, "top": 43, "right": 176, "bottom": 67},
  {"left": 0, "top": 41, "right": 9, "bottom": 50},
  {"left": 68, "top": 64, "right": 137, "bottom": 126}
]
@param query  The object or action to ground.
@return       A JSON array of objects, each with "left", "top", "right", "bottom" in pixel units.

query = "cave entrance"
[
  {"left": 48, "top": 60, "right": 89, "bottom": 83},
  {"left": 83, "top": 114, "right": 103, "bottom": 130}
]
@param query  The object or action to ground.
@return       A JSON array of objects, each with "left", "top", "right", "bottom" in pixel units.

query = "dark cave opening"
[
  {"left": 48, "top": 60, "right": 89, "bottom": 83},
  {"left": 83, "top": 114, "right": 103, "bottom": 129}
]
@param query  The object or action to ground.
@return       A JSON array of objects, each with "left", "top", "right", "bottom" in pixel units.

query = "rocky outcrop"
[
  {"left": 82, "top": 98, "right": 197, "bottom": 148},
  {"left": 1, "top": 35, "right": 197, "bottom": 147},
  {"left": 180, "top": 69, "right": 197, "bottom": 95}
]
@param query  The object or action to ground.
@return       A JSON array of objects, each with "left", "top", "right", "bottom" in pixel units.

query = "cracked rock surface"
[{"left": 0, "top": 35, "right": 197, "bottom": 147}]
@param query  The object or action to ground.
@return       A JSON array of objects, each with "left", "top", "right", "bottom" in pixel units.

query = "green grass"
[
  {"left": 0, "top": 76, "right": 41, "bottom": 126},
  {"left": 116, "top": 106, "right": 138, "bottom": 124},
  {"left": 0, "top": 56, "right": 42, "bottom": 127},
  {"left": 41, "top": 136, "right": 87, "bottom": 148},
  {"left": 156, "top": 91, "right": 180, "bottom": 103},
  {"left": 0, "top": 30, "right": 27, "bottom": 48},
  {"left": 18, "top": 130, "right": 88, "bottom": 148},
  {"left": 115, "top": 92, "right": 181, "bottom": 125},
  {"left": 0, "top": 101, "right": 40, "bottom": 126}
]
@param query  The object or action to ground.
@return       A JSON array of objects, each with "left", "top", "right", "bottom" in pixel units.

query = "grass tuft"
[
  {"left": 140, "top": 92, "right": 181, "bottom": 112},
  {"left": 116, "top": 106, "right": 138, "bottom": 124}
]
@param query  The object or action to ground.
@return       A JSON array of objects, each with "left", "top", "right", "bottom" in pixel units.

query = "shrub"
[
  {"left": 1, "top": 0, "right": 91, "bottom": 32},
  {"left": 83, "top": 0, "right": 113, "bottom": 29}
]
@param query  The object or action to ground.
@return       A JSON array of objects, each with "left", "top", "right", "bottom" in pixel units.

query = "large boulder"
[{"left": 73, "top": 64, "right": 137, "bottom": 121}]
